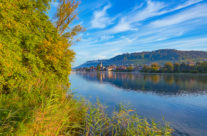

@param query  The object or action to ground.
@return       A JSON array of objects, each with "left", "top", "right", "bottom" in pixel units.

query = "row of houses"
[{"left": 75, "top": 63, "right": 143, "bottom": 72}]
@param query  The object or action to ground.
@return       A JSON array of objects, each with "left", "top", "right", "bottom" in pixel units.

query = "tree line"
[{"left": 142, "top": 62, "right": 207, "bottom": 73}]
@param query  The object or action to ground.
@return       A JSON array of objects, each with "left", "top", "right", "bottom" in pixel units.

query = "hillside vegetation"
[
  {"left": 0, "top": 0, "right": 172, "bottom": 135},
  {"left": 78, "top": 49, "right": 207, "bottom": 68}
]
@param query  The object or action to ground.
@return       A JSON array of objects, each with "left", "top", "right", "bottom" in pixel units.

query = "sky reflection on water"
[{"left": 70, "top": 72, "right": 207, "bottom": 136}]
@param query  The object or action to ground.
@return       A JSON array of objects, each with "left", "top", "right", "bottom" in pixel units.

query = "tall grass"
[
  {"left": 0, "top": 88, "right": 173, "bottom": 136},
  {"left": 84, "top": 103, "right": 173, "bottom": 136}
]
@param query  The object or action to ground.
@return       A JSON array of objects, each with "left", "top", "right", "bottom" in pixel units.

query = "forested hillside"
[{"left": 78, "top": 49, "right": 207, "bottom": 67}]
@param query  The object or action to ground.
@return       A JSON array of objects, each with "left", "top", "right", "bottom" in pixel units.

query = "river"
[{"left": 70, "top": 71, "right": 207, "bottom": 136}]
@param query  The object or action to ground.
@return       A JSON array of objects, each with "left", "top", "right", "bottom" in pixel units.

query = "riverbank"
[{"left": 0, "top": 86, "right": 173, "bottom": 135}]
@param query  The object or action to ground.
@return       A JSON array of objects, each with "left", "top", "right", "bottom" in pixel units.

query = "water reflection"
[
  {"left": 75, "top": 71, "right": 207, "bottom": 95},
  {"left": 71, "top": 72, "right": 207, "bottom": 136}
]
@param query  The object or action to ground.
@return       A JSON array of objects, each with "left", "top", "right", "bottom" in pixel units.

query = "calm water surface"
[{"left": 70, "top": 71, "right": 207, "bottom": 136}]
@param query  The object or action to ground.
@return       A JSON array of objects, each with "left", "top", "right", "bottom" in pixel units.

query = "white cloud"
[
  {"left": 151, "top": 3, "right": 207, "bottom": 27},
  {"left": 156, "top": 37, "right": 207, "bottom": 49},
  {"left": 103, "top": 0, "right": 204, "bottom": 34},
  {"left": 105, "top": 0, "right": 165, "bottom": 34},
  {"left": 172, "top": 0, "right": 203, "bottom": 11},
  {"left": 91, "top": 4, "right": 113, "bottom": 29},
  {"left": 100, "top": 35, "right": 114, "bottom": 40},
  {"left": 109, "top": 18, "right": 139, "bottom": 33},
  {"left": 130, "top": 0, "right": 165, "bottom": 23}
]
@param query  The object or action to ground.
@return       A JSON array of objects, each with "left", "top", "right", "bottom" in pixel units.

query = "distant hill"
[{"left": 77, "top": 49, "right": 207, "bottom": 68}]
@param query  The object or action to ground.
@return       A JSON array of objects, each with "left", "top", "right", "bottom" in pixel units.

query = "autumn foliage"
[{"left": 0, "top": 0, "right": 84, "bottom": 135}]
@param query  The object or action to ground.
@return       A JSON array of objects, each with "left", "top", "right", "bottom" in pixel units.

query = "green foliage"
[
  {"left": 0, "top": 0, "right": 76, "bottom": 93},
  {"left": 97, "top": 64, "right": 102, "bottom": 71},
  {"left": 150, "top": 63, "right": 160, "bottom": 72},
  {"left": 173, "top": 63, "right": 180, "bottom": 72},
  {"left": 0, "top": 0, "right": 80, "bottom": 134},
  {"left": 164, "top": 62, "right": 174, "bottom": 72},
  {"left": 55, "top": 0, "right": 85, "bottom": 40},
  {"left": 142, "top": 63, "right": 160, "bottom": 73},
  {"left": 84, "top": 103, "right": 173, "bottom": 136},
  {"left": 142, "top": 62, "right": 207, "bottom": 73},
  {"left": 197, "top": 62, "right": 207, "bottom": 73},
  {"left": 142, "top": 64, "right": 150, "bottom": 72},
  {"left": 127, "top": 66, "right": 134, "bottom": 71}
]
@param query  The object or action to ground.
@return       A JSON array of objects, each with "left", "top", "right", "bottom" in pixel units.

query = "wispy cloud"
[
  {"left": 108, "top": 18, "right": 139, "bottom": 33},
  {"left": 91, "top": 4, "right": 113, "bottom": 29},
  {"left": 171, "top": 0, "right": 203, "bottom": 11},
  {"left": 100, "top": 35, "right": 114, "bottom": 41},
  {"left": 105, "top": 0, "right": 165, "bottom": 34},
  {"left": 104, "top": 0, "right": 204, "bottom": 34},
  {"left": 154, "top": 37, "right": 207, "bottom": 50},
  {"left": 151, "top": 3, "right": 207, "bottom": 27}
]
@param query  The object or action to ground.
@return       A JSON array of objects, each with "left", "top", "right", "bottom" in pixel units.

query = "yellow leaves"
[
  {"left": 0, "top": 43, "right": 3, "bottom": 49},
  {"left": 6, "top": 22, "right": 11, "bottom": 29},
  {"left": 128, "top": 109, "right": 135, "bottom": 112},
  {"left": 7, "top": 72, "right": 12, "bottom": 77},
  {"left": 5, "top": 63, "right": 11, "bottom": 68},
  {"left": 39, "top": 38, "right": 72, "bottom": 63},
  {"left": 23, "top": 9, "right": 27, "bottom": 14},
  {"left": 55, "top": 0, "right": 80, "bottom": 36}
]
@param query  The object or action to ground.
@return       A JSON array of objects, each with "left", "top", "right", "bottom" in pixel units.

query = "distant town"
[
  {"left": 75, "top": 62, "right": 141, "bottom": 72},
  {"left": 74, "top": 61, "right": 207, "bottom": 73}
]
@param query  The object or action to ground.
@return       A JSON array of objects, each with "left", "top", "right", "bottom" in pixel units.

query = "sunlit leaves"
[
  {"left": 55, "top": 0, "right": 85, "bottom": 43},
  {"left": 0, "top": 0, "right": 80, "bottom": 134},
  {"left": 0, "top": 0, "right": 76, "bottom": 94}
]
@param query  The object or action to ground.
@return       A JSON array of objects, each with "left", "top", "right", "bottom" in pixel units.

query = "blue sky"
[{"left": 49, "top": 0, "right": 207, "bottom": 67}]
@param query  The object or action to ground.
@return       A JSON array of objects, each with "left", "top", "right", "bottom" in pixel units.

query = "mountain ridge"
[{"left": 77, "top": 49, "right": 207, "bottom": 68}]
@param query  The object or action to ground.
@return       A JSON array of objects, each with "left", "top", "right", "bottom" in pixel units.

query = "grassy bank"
[{"left": 0, "top": 89, "right": 173, "bottom": 135}]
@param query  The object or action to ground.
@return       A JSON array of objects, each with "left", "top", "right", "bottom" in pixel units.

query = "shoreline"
[{"left": 73, "top": 70, "right": 207, "bottom": 75}]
